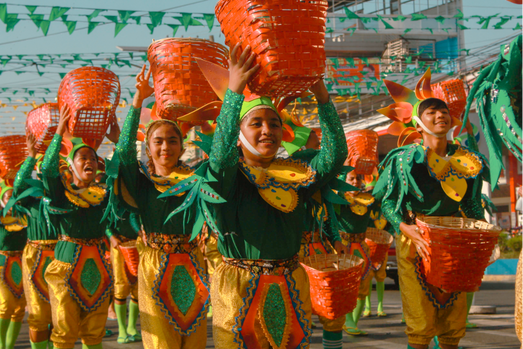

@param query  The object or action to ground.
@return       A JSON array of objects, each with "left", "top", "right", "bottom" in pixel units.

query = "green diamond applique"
[
  {"left": 262, "top": 283, "right": 287, "bottom": 347},
  {"left": 41, "top": 257, "right": 52, "bottom": 285},
  {"left": 314, "top": 248, "right": 323, "bottom": 255},
  {"left": 11, "top": 261, "right": 22, "bottom": 287},
  {"left": 171, "top": 265, "right": 196, "bottom": 315},
  {"left": 81, "top": 258, "right": 101, "bottom": 296}
]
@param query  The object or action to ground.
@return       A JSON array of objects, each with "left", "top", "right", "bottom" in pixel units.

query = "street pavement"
[{"left": 14, "top": 280, "right": 519, "bottom": 348}]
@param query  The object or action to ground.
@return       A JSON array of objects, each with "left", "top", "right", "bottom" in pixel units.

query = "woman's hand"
[
  {"left": 228, "top": 43, "right": 260, "bottom": 94},
  {"left": 399, "top": 222, "right": 430, "bottom": 260},
  {"left": 309, "top": 79, "right": 330, "bottom": 105},
  {"left": 56, "top": 104, "right": 72, "bottom": 137},
  {"left": 106, "top": 116, "right": 121, "bottom": 143},
  {"left": 109, "top": 235, "right": 122, "bottom": 249},
  {"left": 334, "top": 240, "right": 348, "bottom": 255},
  {"left": 133, "top": 65, "right": 154, "bottom": 109},
  {"left": 26, "top": 132, "right": 38, "bottom": 158}
]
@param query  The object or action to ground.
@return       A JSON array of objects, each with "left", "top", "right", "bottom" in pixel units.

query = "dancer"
[
  {"left": 41, "top": 106, "right": 113, "bottom": 349},
  {"left": 0, "top": 181, "right": 27, "bottom": 349},
  {"left": 374, "top": 70, "right": 488, "bottom": 349},
  {"left": 112, "top": 65, "right": 209, "bottom": 349}
]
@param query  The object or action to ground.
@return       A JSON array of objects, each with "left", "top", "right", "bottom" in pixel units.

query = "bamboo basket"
[
  {"left": 431, "top": 79, "right": 467, "bottom": 120},
  {"left": 365, "top": 228, "right": 393, "bottom": 271},
  {"left": 0, "top": 135, "right": 28, "bottom": 180},
  {"left": 25, "top": 103, "right": 60, "bottom": 154},
  {"left": 300, "top": 253, "right": 363, "bottom": 319},
  {"left": 118, "top": 241, "right": 139, "bottom": 277},
  {"left": 346, "top": 130, "right": 379, "bottom": 175},
  {"left": 416, "top": 216, "right": 501, "bottom": 293}
]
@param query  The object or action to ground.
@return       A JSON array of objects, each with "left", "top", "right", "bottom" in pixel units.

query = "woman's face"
[
  {"left": 239, "top": 108, "right": 283, "bottom": 159},
  {"left": 148, "top": 124, "right": 183, "bottom": 170},
  {"left": 417, "top": 105, "right": 451, "bottom": 137},
  {"left": 71, "top": 147, "right": 98, "bottom": 184},
  {"left": 346, "top": 171, "right": 362, "bottom": 191},
  {"left": 1, "top": 189, "right": 12, "bottom": 207}
]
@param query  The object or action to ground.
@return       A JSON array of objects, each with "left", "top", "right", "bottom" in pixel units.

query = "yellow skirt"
[
  {"left": 204, "top": 233, "right": 222, "bottom": 278},
  {"left": 397, "top": 234, "right": 467, "bottom": 346},
  {"left": 138, "top": 243, "right": 209, "bottom": 349}
]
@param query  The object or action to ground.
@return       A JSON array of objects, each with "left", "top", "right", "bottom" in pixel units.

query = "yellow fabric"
[
  {"left": 45, "top": 259, "right": 110, "bottom": 348},
  {"left": 359, "top": 253, "right": 388, "bottom": 300},
  {"left": 0, "top": 266, "right": 26, "bottom": 322},
  {"left": 60, "top": 169, "right": 107, "bottom": 207},
  {"left": 343, "top": 192, "right": 375, "bottom": 215},
  {"left": 138, "top": 245, "right": 208, "bottom": 349},
  {"left": 111, "top": 246, "right": 138, "bottom": 300},
  {"left": 204, "top": 234, "right": 222, "bottom": 278},
  {"left": 397, "top": 234, "right": 467, "bottom": 346},
  {"left": 0, "top": 215, "right": 28, "bottom": 232},
  {"left": 22, "top": 244, "right": 52, "bottom": 332},
  {"left": 211, "top": 262, "right": 312, "bottom": 349},
  {"left": 515, "top": 251, "right": 522, "bottom": 342}
]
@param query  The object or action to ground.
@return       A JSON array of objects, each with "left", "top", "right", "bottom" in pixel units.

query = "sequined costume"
[
  {"left": 11, "top": 155, "right": 59, "bottom": 347},
  {"left": 374, "top": 142, "right": 487, "bottom": 347},
  {"left": 112, "top": 106, "right": 208, "bottom": 349},
  {"left": 41, "top": 134, "right": 112, "bottom": 349},
  {"left": 205, "top": 89, "right": 347, "bottom": 349}
]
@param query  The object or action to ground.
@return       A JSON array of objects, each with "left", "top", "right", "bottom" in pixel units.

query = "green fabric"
[
  {"left": 114, "top": 303, "right": 128, "bottom": 339},
  {"left": 207, "top": 89, "right": 348, "bottom": 260},
  {"left": 127, "top": 300, "right": 140, "bottom": 337},
  {"left": 66, "top": 139, "right": 97, "bottom": 162},
  {"left": 108, "top": 211, "right": 139, "bottom": 240},
  {"left": 80, "top": 258, "right": 101, "bottom": 296},
  {"left": 0, "top": 318, "right": 9, "bottom": 349},
  {"left": 262, "top": 283, "right": 286, "bottom": 347},
  {"left": 10, "top": 260, "right": 22, "bottom": 286},
  {"left": 0, "top": 225, "right": 27, "bottom": 257},
  {"left": 5, "top": 320, "right": 22, "bottom": 349},
  {"left": 30, "top": 340, "right": 49, "bottom": 349},
  {"left": 346, "top": 299, "right": 366, "bottom": 327},
  {"left": 41, "top": 134, "right": 108, "bottom": 263},
  {"left": 377, "top": 281, "right": 385, "bottom": 313},
  {"left": 336, "top": 200, "right": 377, "bottom": 235},
  {"left": 281, "top": 126, "right": 312, "bottom": 156},
  {"left": 171, "top": 265, "right": 196, "bottom": 315},
  {"left": 239, "top": 96, "right": 277, "bottom": 120},
  {"left": 322, "top": 330, "right": 342, "bottom": 349}
]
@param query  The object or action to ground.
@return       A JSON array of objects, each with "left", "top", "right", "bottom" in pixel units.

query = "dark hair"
[
  {"left": 418, "top": 98, "right": 449, "bottom": 117},
  {"left": 146, "top": 120, "right": 184, "bottom": 175}
]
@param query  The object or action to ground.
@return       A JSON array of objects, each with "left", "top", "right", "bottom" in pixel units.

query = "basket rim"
[
  {"left": 300, "top": 253, "right": 363, "bottom": 275},
  {"left": 416, "top": 216, "right": 502, "bottom": 233},
  {"left": 147, "top": 37, "right": 227, "bottom": 51}
]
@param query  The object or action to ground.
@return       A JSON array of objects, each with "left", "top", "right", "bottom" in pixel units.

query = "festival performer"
[
  {"left": 41, "top": 106, "right": 114, "bottom": 349},
  {"left": 106, "top": 211, "right": 141, "bottom": 343},
  {"left": 111, "top": 65, "right": 209, "bottom": 349},
  {"left": 0, "top": 181, "right": 27, "bottom": 349},
  {"left": 8, "top": 134, "right": 58, "bottom": 349},
  {"left": 374, "top": 69, "right": 488, "bottom": 349},
  {"left": 173, "top": 44, "right": 347, "bottom": 349}
]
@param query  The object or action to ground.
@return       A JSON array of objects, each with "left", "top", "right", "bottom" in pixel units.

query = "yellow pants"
[
  {"left": 22, "top": 244, "right": 53, "bottom": 333},
  {"left": 211, "top": 260, "right": 312, "bottom": 349},
  {"left": 138, "top": 244, "right": 208, "bottom": 349},
  {"left": 0, "top": 266, "right": 26, "bottom": 322},
  {"left": 397, "top": 234, "right": 467, "bottom": 346},
  {"left": 111, "top": 246, "right": 138, "bottom": 301},
  {"left": 46, "top": 259, "right": 110, "bottom": 348},
  {"left": 204, "top": 234, "right": 222, "bottom": 278},
  {"left": 359, "top": 253, "right": 388, "bottom": 300}
]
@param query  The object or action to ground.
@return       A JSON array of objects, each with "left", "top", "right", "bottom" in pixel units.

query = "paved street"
[{"left": 14, "top": 280, "right": 519, "bottom": 348}]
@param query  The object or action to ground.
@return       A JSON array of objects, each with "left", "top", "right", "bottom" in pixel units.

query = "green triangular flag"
[
  {"left": 104, "top": 16, "right": 119, "bottom": 24},
  {"left": 361, "top": 57, "right": 369, "bottom": 66},
  {"left": 15, "top": 71, "right": 24, "bottom": 75},
  {"left": 494, "top": 17, "right": 510, "bottom": 29},
  {"left": 146, "top": 24, "right": 156, "bottom": 34},
  {"left": 0, "top": 4, "right": 7, "bottom": 24},
  {"left": 344, "top": 7, "right": 360, "bottom": 19},
  {"left": 26, "top": 6, "right": 37, "bottom": 15},
  {"left": 149, "top": 12, "right": 165, "bottom": 28},
  {"left": 190, "top": 17, "right": 203, "bottom": 27},
  {"left": 130, "top": 16, "right": 141, "bottom": 25},
  {"left": 118, "top": 10, "right": 134, "bottom": 23},
  {"left": 393, "top": 15, "right": 406, "bottom": 21},
  {"left": 88, "top": 21, "right": 100, "bottom": 34},
  {"left": 458, "top": 24, "right": 469, "bottom": 30},
  {"left": 167, "top": 24, "right": 180, "bottom": 36},
  {"left": 424, "top": 28, "right": 433, "bottom": 34},
  {"left": 87, "top": 9, "right": 103, "bottom": 22},
  {"left": 514, "top": 22, "right": 522, "bottom": 30},
  {"left": 203, "top": 13, "right": 214, "bottom": 31},
  {"left": 59, "top": 73, "right": 66, "bottom": 79},
  {"left": 63, "top": 20, "right": 76, "bottom": 34},
  {"left": 325, "top": 27, "right": 333, "bottom": 33},
  {"left": 404, "top": 28, "right": 412, "bottom": 34},
  {"left": 49, "top": 7, "right": 69, "bottom": 22},
  {"left": 114, "top": 22, "right": 128, "bottom": 37},
  {"left": 141, "top": 54, "right": 148, "bottom": 61},
  {"left": 381, "top": 19, "right": 394, "bottom": 29},
  {"left": 29, "top": 14, "right": 44, "bottom": 29},
  {"left": 37, "top": 54, "right": 45, "bottom": 60},
  {"left": 411, "top": 13, "right": 427, "bottom": 21},
  {"left": 435, "top": 16, "right": 445, "bottom": 24},
  {"left": 39, "top": 19, "right": 51, "bottom": 35},
  {"left": 453, "top": 9, "right": 464, "bottom": 20},
  {"left": 37, "top": 71, "right": 44, "bottom": 77},
  {"left": 175, "top": 13, "right": 194, "bottom": 30}
]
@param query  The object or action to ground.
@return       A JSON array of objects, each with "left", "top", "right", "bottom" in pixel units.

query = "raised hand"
[
  {"left": 228, "top": 43, "right": 260, "bottom": 94},
  {"left": 309, "top": 78, "right": 330, "bottom": 105},
  {"left": 26, "top": 132, "right": 38, "bottom": 158},
  {"left": 56, "top": 104, "right": 72, "bottom": 137},
  {"left": 133, "top": 65, "right": 154, "bottom": 109}
]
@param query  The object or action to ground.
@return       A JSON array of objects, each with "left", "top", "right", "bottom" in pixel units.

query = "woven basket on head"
[
  {"left": 300, "top": 254, "right": 363, "bottom": 320},
  {"left": 26, "top": 103, "right": 60, "bottom": 154},
  {"left": 147, "top": 38, "right": 229, "bottom": 121},
  {"left": 365, "top": 228, "right": 393, "bottom": 270},
  {"left": 58, "top": 67, "right": 120, "bottom": 140},
  {"left": 215, "top": 0, "right": 328, "bottom": 97},
  {"left": 0, "top": 135, "right": 28, "bottom": 180},
  {"left": 431, "top": 79, "right": 467, "bottom": 120},
  {"left": 118, "top": 241, "right": 139, "bottom": 277},
  {"left": 346, "top": 130, "right": 379, "bottom": 175},
  {"left": 416, "top": 216, "right": 501, "bottom": 293}
]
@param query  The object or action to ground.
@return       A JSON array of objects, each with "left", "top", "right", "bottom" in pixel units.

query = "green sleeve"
[
  {"left": 307, "top": 100, "right": 348, "bottom": 193},
  {"left": 114, "top": 106, "right": 141, "bottom": 202},
  {"left": 460, "top": 177, "right": 485, "bottom": 220},
  {"left": 41, "top": 134, "right": 65, "bottom": 202},
  {"left": 13, "top": 156, "right": 36, "bottom": 197},
  {"left": 467, "top": 132, "right": 479, "bottom": 152},
  {"left": 323, "top": 215, "right": 341, "bottom": 243},
  {"left": 381, "top": 195, "right": 403, "bottom": 235}
]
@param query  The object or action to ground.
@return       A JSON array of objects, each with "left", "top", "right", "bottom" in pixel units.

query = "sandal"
[
  {"left": 377, "top": 311, "right": 388, "bottom": 317},
  {"left": 104, "top": 329, "right": 114, "bottom": 337},
  {"left": 128, "top": 333, "right": 142, "bottom": 342},
  {"left": 343, "top": 326, "right": 367, "bottom": 336},
  {"left": 466, "top": 321, "right": 477, "bottom": 328},
  {"left": 117, "top": 336, "right": 131, "bottom": 344},
  {"left": 362, "top": 309, "right": 371, "bottom": 317}
]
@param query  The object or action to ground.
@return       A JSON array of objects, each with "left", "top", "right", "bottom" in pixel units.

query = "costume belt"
[
  {"left": 0, "top": 250, "right": 23, "bottom": 258},
  {"left": 27, "top": 239, "right": 58, "bottom": 251},
  {"left": 341, "top": 231, "right": 366, "bottom": 243},
  {"left": 114, "top": 234, "right": 136, "bottom": 244},
  {"left": 223, "top": 255, "right": 299, "bottom": 276},
  {"left": 59, "top": 235, "right": 105, "bottom": 246},
  {"left": 301, "top": 230, "right": 323, "bottom": 245},
  {"left": 143, "top": 232, "right": 196, "bottom": 254}
]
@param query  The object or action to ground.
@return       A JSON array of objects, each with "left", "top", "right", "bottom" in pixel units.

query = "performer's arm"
[
  {"left": 380, "top": 198, "right": 404, "bottom": 235},
  {"left": 460, "top": 177, "right": 485, "bottom": 220}
]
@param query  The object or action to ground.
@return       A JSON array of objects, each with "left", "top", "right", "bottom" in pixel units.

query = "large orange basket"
[
  {"left": 345, "top": 130, "right": 379, "bottom": 175},
  {"left": 0, "top": 135, "right": 28, "bottom": 180},
  {"left": 431, "top": 79, "right": 467, "bottom": 120},
  {"left": 25, "top": 103, "right": 60, "bottom": 154},
  {"left": 58, "top": 67, "right": 120, "bottom": 140},
  {"left": 147, "top": 38, "right": 229, "bottom": 121},
  {"left": 118, "top": 241, "right": 139, "bottom": 277},
  {"left": 365, "top": 228, "right": 393, "bottom": 271},
  {"left": 416, "top": 216, "right": 501, "bottom": 293},
  {"left": 301, "top": 254, "right": 363, "bottom": 320},
  {"left": 215, "top": 0, "right": 328, "bottom": 97}
]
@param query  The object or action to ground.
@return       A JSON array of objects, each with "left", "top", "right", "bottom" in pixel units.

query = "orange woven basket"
[
  {"left": 346, "top": 130, "right": 379, "bottom": 175},
  {"left": 365, "top": 228, "right": 393, "bottom": 271},
  {"left": 147, "top": 38, "right": 229, "bottom": 121},
  {"left": 215, "top": 0, "right": 328, "bottom": 97},
  {"left": 431, "top": 79, "right": 467, "bottom": 120},
  {"left": 0, "top": 135, "right": 28, "bottom": 180},
  {"left": 118, "top": 241, "right": 139, "bottom": 277},
  {"left": 301, "top": 254, "right": 363, "bottom": 320},
  {"left": 25, "top": 103, "right": 60, "bottom": 154},
  {"left": 416, "top": 216, "right": 501, "bottom": 293},
  {"left": 58, "top": 67, "right": 120, "bottom": 140}
]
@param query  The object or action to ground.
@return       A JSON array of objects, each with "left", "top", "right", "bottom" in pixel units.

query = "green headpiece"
[
  {"left": 67, "top": 138, "right": 97, "bottom": 162},
  {"left": 239, "top": 97, "right": 279, "bottom": 120},
  {"left": 281, "top": 126, "right": 312, "bottom": 156},
  {"left": 0, "top": 180, "right": 13, "bottom": 204}
]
